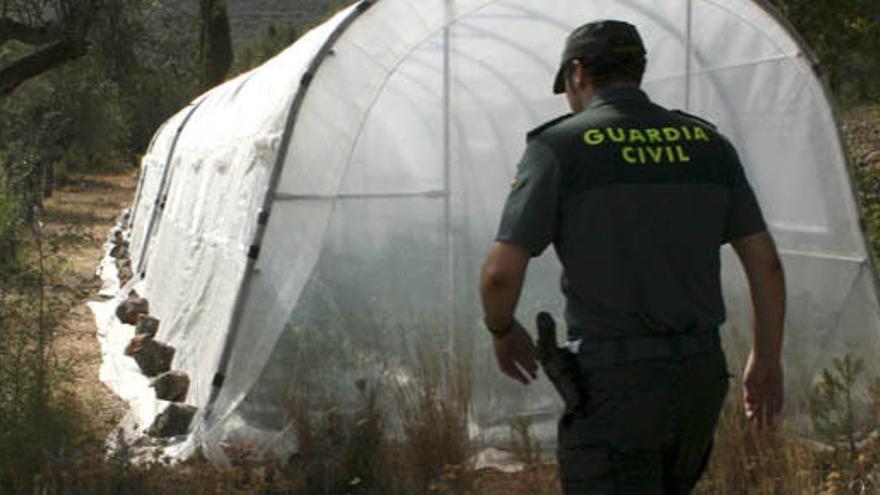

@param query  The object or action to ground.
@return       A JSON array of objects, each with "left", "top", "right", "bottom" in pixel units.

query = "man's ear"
[
  {"left": 572, "top": 60, "right": 589, "bottom": 91},
  {"left": 571, "top": 61, "right": 582, "bottom": 89}
]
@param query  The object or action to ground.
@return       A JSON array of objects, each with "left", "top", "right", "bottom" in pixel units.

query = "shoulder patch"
[
  {"left": 672, "top": 110, "right": 717, "bottom": 130},
  {"left": 527, "top": 113, "right": 574, "bottom": 141}
]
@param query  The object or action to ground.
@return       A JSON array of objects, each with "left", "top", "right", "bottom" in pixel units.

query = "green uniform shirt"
[{"left": 496, "top": 87, "right": 766, "bottom": 340}]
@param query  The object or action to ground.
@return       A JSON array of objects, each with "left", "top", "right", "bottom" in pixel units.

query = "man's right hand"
[
  {"left": 493, "top": 320, "right": 539, "bottom": 385},
  {"left": 743, "top": 351, "right": 784, "bottom": 429}
]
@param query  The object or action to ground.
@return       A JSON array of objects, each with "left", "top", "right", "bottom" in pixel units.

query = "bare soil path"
[{"left": 43, "top": 171, "right": 138, "bottom": 437}]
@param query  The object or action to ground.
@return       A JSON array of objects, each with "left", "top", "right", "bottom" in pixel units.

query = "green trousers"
[{"left": 556, "top": 347, "right": 729, "bottom": 494}]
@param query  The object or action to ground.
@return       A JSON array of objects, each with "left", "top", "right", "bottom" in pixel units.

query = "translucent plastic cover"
[{"left": 109, "top": 0, "right": 880, "bottom": 461}]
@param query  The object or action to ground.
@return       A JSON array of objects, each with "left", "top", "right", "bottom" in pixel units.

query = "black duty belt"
[{"left": 575, "top": 329, "right": 721, "bottom": 369}]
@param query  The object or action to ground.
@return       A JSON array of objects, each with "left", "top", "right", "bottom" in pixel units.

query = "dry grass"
[
  {"left": 7, "top": 139, "right": 880, "bottom": 493},
  {"left": 696, "top": 398, "right": 822, "bottom": 494},
  {"left": 396, "top": 351, "right": 473, "bottom": 493}
]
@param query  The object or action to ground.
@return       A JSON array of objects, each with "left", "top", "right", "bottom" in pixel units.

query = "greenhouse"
[{"left": 89, "top": 0, "right": 880, "bottom": 464}]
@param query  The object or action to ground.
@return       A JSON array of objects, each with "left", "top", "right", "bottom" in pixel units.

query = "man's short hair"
[
  {"left": 565, "top": 53, "right": 647, "bottom": 90},
  {"left": 554, "top": 20, "right": 647, "bottom": 93}
]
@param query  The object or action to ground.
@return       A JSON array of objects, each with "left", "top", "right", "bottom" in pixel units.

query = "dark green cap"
[{"left": 553, "top": 20, "right": 646, "bottom": 94}]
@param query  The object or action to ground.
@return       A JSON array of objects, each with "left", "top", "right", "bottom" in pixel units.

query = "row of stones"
[{"left": 109, "top": 216, "right": 196, "bottom": 439}]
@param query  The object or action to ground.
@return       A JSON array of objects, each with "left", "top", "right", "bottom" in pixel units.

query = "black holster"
[{"left": 535, "top": 312, "right": 586, "bottom": 414}]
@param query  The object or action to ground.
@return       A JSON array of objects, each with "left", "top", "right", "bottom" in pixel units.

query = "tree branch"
[
  {"left": 0, "top": 18, "right": 60, "bottom": 45},
  {"left": 0, "top": 38, "right": 87, "bottom": 96}
]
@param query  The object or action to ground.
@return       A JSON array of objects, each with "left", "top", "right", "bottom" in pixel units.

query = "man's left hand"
[{"left": 493, "top": 321, "right": 539, "bottom": 385}]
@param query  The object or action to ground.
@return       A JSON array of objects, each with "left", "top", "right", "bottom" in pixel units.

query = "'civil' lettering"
[
  {"left": 676, "top": 145, "right": 691, "bottom": 162},
  {"left": 647, "top": 147, "right": 664, "bottom": 163}
]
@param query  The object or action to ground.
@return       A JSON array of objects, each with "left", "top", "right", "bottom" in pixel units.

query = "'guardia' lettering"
[
  {"left": 628, "top": 129, "right": 647, "bottom": 144},
  {"left": 581, "top": 125, "right": 712, "bottom": 147},
  {"left": 693, "top": 127, "right": 710, "bottom": 141},
  {"left": 607, "top": 128, "right": 626, "bottom": 143},
  {"left": 646, "top": 129, "right": 663, "bottom": 143},
  {"left": 663, "top": 127, "right": 682, "bottom": 141},
  {"left": 584, "top": 129, "right": 604, "bottom": 145}
]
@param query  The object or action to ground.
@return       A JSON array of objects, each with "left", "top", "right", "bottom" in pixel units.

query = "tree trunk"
[
  {"left": 199, "top": 0, "right": 233, "bottom": 90},
  {"left": 0, "top": 0, "right": 96, "bottom": 99},
  {"left": 0, "top": 39, "right": 89, "bottom": 97},
  {"left": 8, "top": 157, "right": 42, "bottom": 224},
  {"left": 23, "top": 158, "right": 41, "bottom": 221},
  {"left": 42, "top": 162, "right": 53, "bottom": 199},
  {"left": 0, "top": 18, "right": 59, "bottom": 45}
]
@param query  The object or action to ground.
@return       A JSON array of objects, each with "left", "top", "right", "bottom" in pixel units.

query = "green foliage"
[
  {"left": 0, "top": 166, "right": 20, "bottom": 271},
  {"left": 199, "top": 0, "right": 233, "bottom": 89},
  {"left": 2, "top": 62, "right": 130, "bottom": 172},
  {"left": 850, "top": 106, "right": 880, "bottom": 259},
  {"left": 92, "top": 0, "right": 201, "bottom": 155},
  {"left": 0, "top": 0, "right": 200, "bottom": 227},
  {"left": 809, "top": 354, "right": 873, "bottom": 452},
  {"left": 769, "top": 0, "right": 880, "bottom": 104},
  {"left": 232, "top": 21, "right": 300, "bottom": 75},
  {"left": 282, "top": 380, "right": 406, "bottom": 494},
  {"left": 0, "top": 218, "right": 82, "bottom": 492},
  {"left": 858, "top": 168, "right": 880, "bottom": 256}
]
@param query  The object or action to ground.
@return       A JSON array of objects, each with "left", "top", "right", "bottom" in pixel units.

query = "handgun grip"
[
  {"left": 535, "top": 312, "right": 584, "bottom": 413},
  {"left": 536, "top": 311, "right": 557, "bottom": 352}
]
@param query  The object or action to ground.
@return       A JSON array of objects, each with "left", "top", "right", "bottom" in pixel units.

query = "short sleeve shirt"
[{"left": 496, "top": 88, "right": 766, "bottom": 340}]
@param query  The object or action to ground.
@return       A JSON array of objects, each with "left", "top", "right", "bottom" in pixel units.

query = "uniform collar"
[{"left": 586, "top": 86, "right": 650, "bottom": 110}]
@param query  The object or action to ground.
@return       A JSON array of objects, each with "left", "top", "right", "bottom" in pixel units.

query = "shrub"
[{"left": 0, "top": 166, "right": 20, "bottom": 271}]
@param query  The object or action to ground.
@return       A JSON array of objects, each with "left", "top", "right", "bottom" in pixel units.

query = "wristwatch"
[{"left": 485, "top": 318, "right": 517, "bottom": 339}]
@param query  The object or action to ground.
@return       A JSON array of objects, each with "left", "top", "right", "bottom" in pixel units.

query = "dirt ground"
[{"left": 44, "top": 171, "right": 138, "bottom": 437}]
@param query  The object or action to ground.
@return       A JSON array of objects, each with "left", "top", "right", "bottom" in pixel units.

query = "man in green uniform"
[{"left": 479, "top": 20, "right": 786, "bottom": 494}]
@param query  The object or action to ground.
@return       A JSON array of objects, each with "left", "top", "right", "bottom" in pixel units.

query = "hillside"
[
  {"left": 168, "top": 0, "right": 350, "bottom": 47},
  {"left": 226, "top": 0, "right": 349, "bottom": 42}
]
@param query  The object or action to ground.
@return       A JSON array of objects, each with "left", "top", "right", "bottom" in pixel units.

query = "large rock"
[
  {"left": 136, "top": 315, "right": 160, "bottom": 338},
  {"left": 116, "top": 258, "right": 134, "bottom": 286},
  {"left": 124, "top": 334, "right": 150, "bottom": 356},
  {"left": 117, "top": 209, "right": 131, "bottom": 226},
  {"left": 116, "top": 296, "right": 149, "bottom": 325},
  {"left": 151, "top": 371, "right": 190, "bottom": 402},
  {"left": 131, "top": 340, "right": 175, "bottom": 377},
  {"left": 117, "top": 266, "right": 134, "bottom": 287},
  {"left": 147, "top": 404, "right": 197, "bottom": 438},
  {"left": 110, "top": 242, "right": 129, "bottom": 259}
]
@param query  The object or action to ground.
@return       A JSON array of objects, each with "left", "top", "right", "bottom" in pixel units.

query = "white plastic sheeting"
[{"left": 100, "top": 0, "right": 880, "bottom": 461}]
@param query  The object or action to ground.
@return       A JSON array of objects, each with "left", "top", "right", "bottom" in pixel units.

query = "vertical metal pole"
[
  {"left": 443, "top": 1, "right": 455, "bottom": 361},
  {"left": 685, "top": 0, "right": 693, "bottom": 110}
]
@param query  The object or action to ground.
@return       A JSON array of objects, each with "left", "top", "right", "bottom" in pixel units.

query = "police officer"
[{"left": 479, "top": 20, "right": 785, "bottom": 494}]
